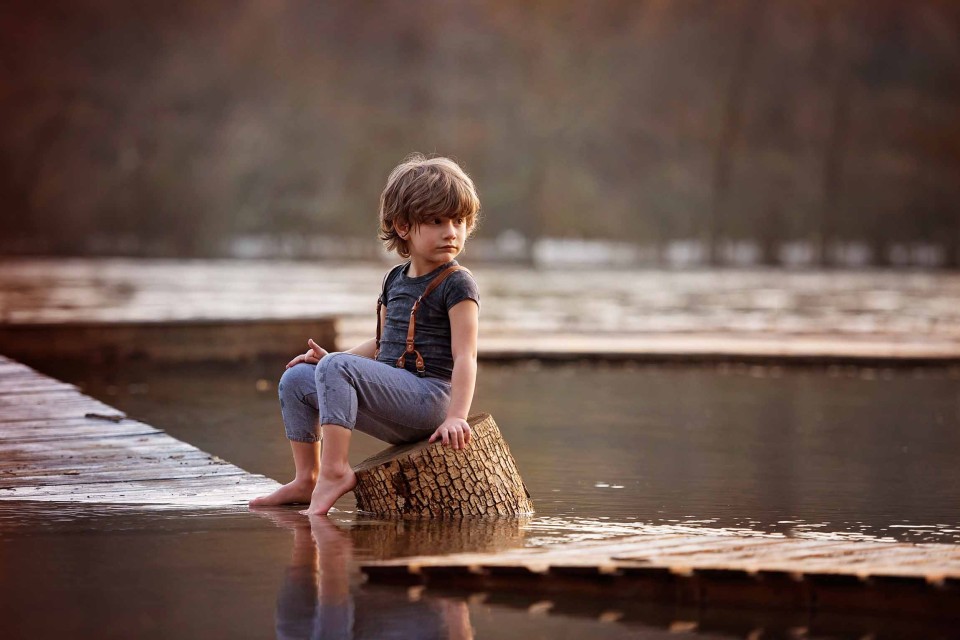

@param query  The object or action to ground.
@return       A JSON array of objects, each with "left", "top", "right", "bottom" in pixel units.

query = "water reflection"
[
  {"left": 254, "top": 509, "right": 474, "bottom": 640},
  {"left": 250, "top": 510, "right": 954, "bottom": 640},
  {"left": 2, "top": 502, "right": 955, "bottom": 639}
]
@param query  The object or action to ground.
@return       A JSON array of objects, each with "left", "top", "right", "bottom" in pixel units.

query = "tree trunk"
[
  {"left": 353, "top": 413, "right": 534, "bottom": 517},
  {"left": 707, "top": 0, "right": 764, "bottom": 266}
]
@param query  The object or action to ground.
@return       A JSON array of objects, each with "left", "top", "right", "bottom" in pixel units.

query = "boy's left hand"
[{"left": 429, "top": 418, "right": 471, "bottom": 450}]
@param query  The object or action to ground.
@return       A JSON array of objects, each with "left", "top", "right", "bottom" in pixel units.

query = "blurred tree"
[
  {"left": 707, "top": 0, "right": 763, "bottom": 266},
  {"left": 0, "top": 0, "right": 958, "bottom": 266}
]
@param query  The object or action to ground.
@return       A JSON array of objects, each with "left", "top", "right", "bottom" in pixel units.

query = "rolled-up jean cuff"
[
  {"left": 285, "top": 433, "right": 321, "bottom": 444},
  {"left": 318, "top": 418, "right": 354, "bottom": 430}
]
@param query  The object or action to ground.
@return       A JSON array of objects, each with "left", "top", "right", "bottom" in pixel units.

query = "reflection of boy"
[{"left": 271, "top": 515, "right": 472, "bottom": 640}]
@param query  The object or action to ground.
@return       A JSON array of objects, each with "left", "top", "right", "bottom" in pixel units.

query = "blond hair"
[{"left": 378, "top": 154, "right": 480, "bottom": 258}]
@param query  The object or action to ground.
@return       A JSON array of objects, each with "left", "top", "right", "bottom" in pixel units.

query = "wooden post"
[{"left": 353, "top": 413, "right": 533, "bottom": 517}]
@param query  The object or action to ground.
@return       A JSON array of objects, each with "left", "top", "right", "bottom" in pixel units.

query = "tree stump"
[{"left": 352, "top": 413, "right": 533, "bottom": 517}]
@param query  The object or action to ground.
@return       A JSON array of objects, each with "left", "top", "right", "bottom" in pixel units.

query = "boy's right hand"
[{"left": 286, "top": 338, "right": 329, "bottom": 369}]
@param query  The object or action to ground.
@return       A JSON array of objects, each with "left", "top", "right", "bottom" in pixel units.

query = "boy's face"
[{"left": 402, "top": 215, "right": 468, "bottom": 264}]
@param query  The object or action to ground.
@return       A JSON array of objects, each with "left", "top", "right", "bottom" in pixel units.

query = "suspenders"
[{"left": 374, "top": 264, "right": 468, "bottom": 377}]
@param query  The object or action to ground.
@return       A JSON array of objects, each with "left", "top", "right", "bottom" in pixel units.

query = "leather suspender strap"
[
  {"left": 396, "top": 264, "right": 468, "bottom": 377},
  {"left": 375, "top": 299, "right": 382, "bottom": 358}
]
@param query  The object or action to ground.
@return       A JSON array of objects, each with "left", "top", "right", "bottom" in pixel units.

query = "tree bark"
[{"left": 353, "top": 413, "right": 534, "bottom": 518}]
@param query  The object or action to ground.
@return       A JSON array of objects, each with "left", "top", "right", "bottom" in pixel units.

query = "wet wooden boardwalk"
[
  {"left": 0, "top": 355, "right": 279, "bottom": 506},
  {"left": 362, "top": 531, "right": 960, "bottom": 618},
  {"left": 3, "top": 258, "right": 960, "bottom": 364}
]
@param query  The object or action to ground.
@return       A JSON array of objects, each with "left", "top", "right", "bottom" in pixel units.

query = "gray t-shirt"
[{"left": 376, "top": 260, "right": 479, "bottom": 381}]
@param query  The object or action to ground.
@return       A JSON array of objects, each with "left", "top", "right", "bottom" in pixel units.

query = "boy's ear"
[{"left": 395, "top": 221, "right": 410, "bottom": 238}]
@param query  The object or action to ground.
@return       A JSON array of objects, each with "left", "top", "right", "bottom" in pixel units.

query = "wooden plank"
[
  {"left": 0, "top": 395, "right": 115, "bottom": 410},
  {"left": 361, "top": 530, "right": 960, "bottom": 618},
  {"left": 0, "top": 424, "right": 161, "bottom": 443},
  {"left": 0, "top": 391, "right": 117, "bottom": 405},
  {"left": 0, "top": 403, "right": 124, "bottom": 421},
  {"left": 613, "top": 538, "right": 891, "bottom": 565},
  {"left": 0, "top": 388, "right": 86, "bottom": 402},
  {"left": 364, "top": 535, "right": 960, "bottom": 578},
  {"left": 610, "top": 536, "right": 790, "bottom": 560},
  {"left": 0, "top": 434, "right": 205, "bottom": 456},
  {"left": 0, "top": 451, "right": 219, "bottom": 475},
  {"left": 1, "top": 475, "right": 281, "bottom": 505},
  {"left": 0, "top": 380, "right": 77, "bottom": 393},
  {"left": 0, "top": 318, "right": 339, "bottom": 363},
  {"left": 0, "top": 415, "right": 136, "bottom": 429},
  {"left": 0, "top": 473, "right": 275, "bottom": 497},
  {"left": 0, "top": 356, "right": 280, "bottom": 506},
  {"left": 2, "top": 465, "right": 249, "bottom": 486}
]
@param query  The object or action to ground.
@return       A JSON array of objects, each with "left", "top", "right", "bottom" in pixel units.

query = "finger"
[
  {"left": 305, "top": 356, "right": 318, "bottom": 365},
  {"left": 309, "top": 339, "right": 327, "bottom": 356},
  {"left": 441, "top": 430, "right": 450, "bottom": 446},
  {"left": 455, "top": 428, "right": 465, "bottom": 450},
  {"left": 308, "top": 338, "right": 320, "bottom": 354},
  {"left": 463, "top": 426, "right": 471, "bottom": 446},
  {"left": 428, "top": 431, "right": 438, "bottom": 443}
]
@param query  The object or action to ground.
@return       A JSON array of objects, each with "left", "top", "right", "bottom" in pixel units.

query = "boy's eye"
[{"left": 456, "top": 218, "right": 465, "bottom": 225}]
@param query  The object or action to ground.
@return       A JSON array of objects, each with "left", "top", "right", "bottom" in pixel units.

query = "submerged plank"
[
  {"left": 362, "top": 531, "right": 960, "bottom": 618},
  {"left": 0, "top": 355, "right": 280, "bottom": 506}
]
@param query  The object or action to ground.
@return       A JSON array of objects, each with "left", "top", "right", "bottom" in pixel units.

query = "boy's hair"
[{"left": 378, "top": 153, "right": 481, "bottom": 258}]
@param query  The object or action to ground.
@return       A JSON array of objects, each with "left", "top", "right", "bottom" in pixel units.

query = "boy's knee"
[
  {"left": 315, "top": 352, "right": 352, "bottom": 382},
  {"left": 279, "top": 363, "right": 315, "bottom": 399}
]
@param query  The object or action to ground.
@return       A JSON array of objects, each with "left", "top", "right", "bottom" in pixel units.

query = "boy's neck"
[{"left": 407, "top": 256, "right": 454, "bottom": 278}]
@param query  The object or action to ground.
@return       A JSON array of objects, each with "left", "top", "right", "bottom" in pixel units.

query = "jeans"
[{"left": 278, "top": 353, "right": 452, "bottom": 445}]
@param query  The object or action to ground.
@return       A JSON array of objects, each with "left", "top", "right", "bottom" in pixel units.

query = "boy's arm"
[
  {"left": 346, "top": 338, "right": 377, "bottom": 358},
  {"left": 428, "top": 299, "right": 479, "bottom": 450}
]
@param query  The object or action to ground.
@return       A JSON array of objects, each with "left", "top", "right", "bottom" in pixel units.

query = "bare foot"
[
  {"left": 300, "top": 467, "right": 356, "bottom": 515},
  {"left": 248, "top": 478, "right": 315, "bottom": 507}
]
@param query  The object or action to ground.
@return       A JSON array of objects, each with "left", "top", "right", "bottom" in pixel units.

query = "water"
[
  {"left": 39, "top": 359, "right": 960, "bottom": 544},
  {"left": 2, "top": 360, "right": 958, "bottom": 637}
]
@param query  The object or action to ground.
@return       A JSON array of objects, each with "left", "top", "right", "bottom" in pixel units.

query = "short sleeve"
[
  {"left": 442, "top": 270, "right": 480, "bottom": 313},
  {"left": 379, "top": 262, "right": 407, "bottom": 303}
]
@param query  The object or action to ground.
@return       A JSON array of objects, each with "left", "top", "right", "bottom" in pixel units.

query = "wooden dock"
[
  {"left": 0, "top": 355, "right": 280, "bottom": 506},
  {"left": 4, "top": 258, "right": 960, "bottom": 366},
  {"left": 474, "top": 333, "right": 960, "bottom": 366},
  {"left": 0, "top": 318, "right": 338, "bottom": 364},
  {"left": 362, "top": 530, "right": 960, "bottom": 618}
]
